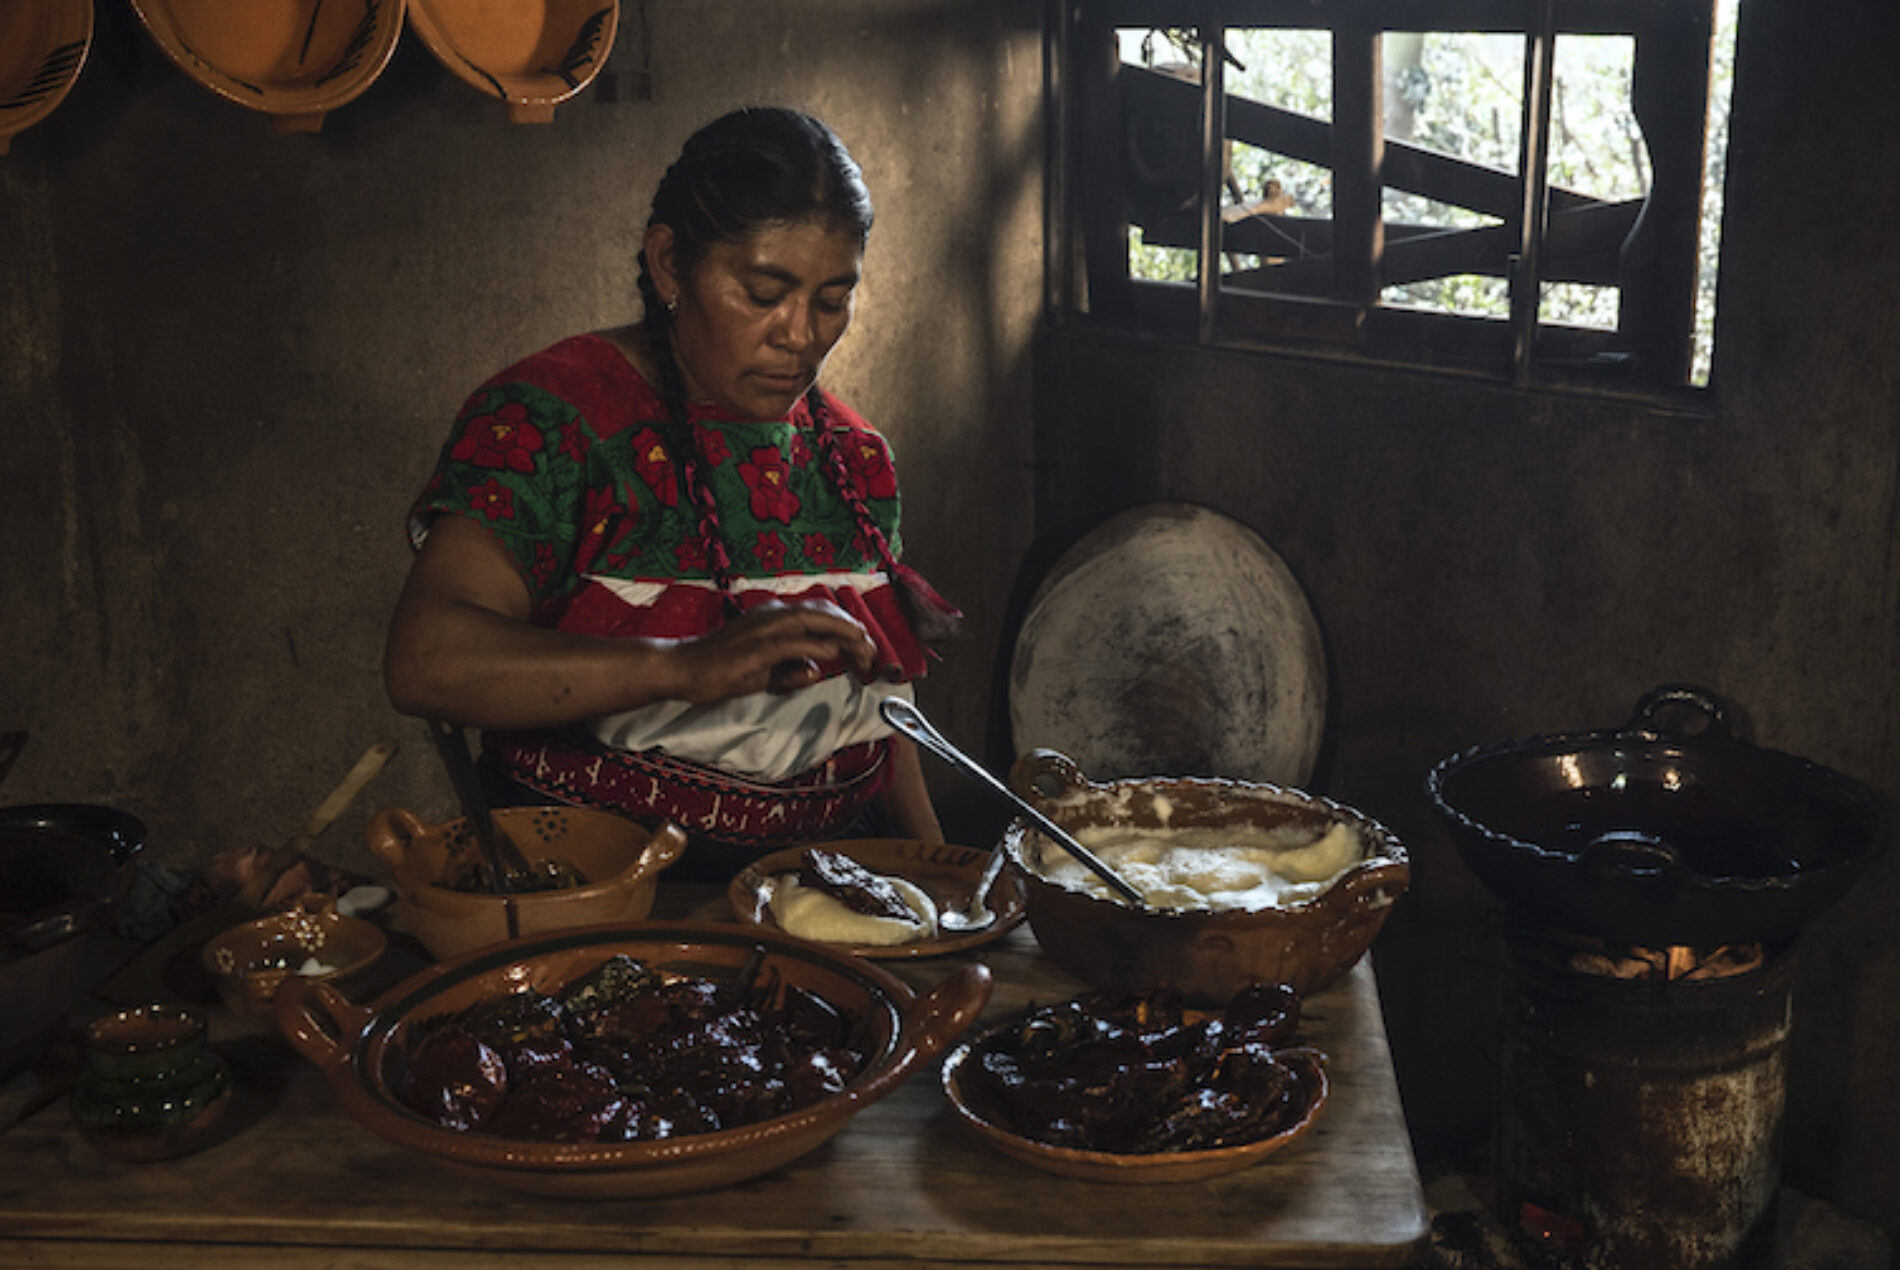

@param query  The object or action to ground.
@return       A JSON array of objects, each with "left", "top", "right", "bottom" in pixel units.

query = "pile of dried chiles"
[
  {"left": 394, "top": 952, "right": 870, "bottom": 1142},
  {"left": 960, "top": 982, "right": 1322, "bottom": 1153}
]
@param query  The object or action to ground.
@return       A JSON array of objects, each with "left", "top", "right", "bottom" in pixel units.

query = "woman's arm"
[
  {"left": 383, "top": 515, "right": 879, "bottom": 730},
  {"left": 878, "top": 734, "right": 944, "bottom": 843}
]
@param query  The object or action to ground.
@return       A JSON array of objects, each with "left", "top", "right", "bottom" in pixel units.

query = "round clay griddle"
[{"left": 1008, "top": 503, "right": 1326, "bottom": 786}]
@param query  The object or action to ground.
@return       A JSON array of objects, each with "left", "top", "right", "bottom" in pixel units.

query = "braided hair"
[{"left": 635, "top": 108, "right": 956, "bottom": 638}]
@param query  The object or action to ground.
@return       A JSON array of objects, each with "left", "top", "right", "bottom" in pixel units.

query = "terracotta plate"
[
  {"left": 728, "top": 839, "right": 1026, "bottom": 960},
  {"left": 941, "top": 1011, "right": 1329, "bottom": 1185}
]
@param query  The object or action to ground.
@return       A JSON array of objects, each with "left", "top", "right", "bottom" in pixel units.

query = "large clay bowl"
[
  {"left": 406, "top": 0, "right": 617, "bottom": 122},
  {"left": 0, "top": 0, "right": 92, "bottom": 156},
  {"left": 276, "top": 921, "right": 993, "bottom": 1198},
  {"left": 129, "top": 0, "right": 407, "bottom": 134},
  {"left": 365, "top": 806, "right": 688, "bottom": 960},
  {"left": 1002, "top": 751, "right": 1410, "bottom": 1004}
]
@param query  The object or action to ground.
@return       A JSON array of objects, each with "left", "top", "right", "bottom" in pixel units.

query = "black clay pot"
[
  {"left": 0, "top": 806, "right": 145, "bottom": 1081},
  {"left": 1426, "top": 685, "right": 1889, "bottom": 946}
]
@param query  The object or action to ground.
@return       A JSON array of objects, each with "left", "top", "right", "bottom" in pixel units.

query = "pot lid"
[
  {"left": 129, "top": 0, "right": 407, "bottom": 134},
  {"left": 1008, "top": 503, "right": 1326, "bottom": 786},
  {"left": 405, "top": 0, "right": 617, "bottom": 123},
  {"left": 0, "top": 0, "right": 92, "bottom": 156}
]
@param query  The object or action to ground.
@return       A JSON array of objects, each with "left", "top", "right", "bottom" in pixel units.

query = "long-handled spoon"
[{"left": 879, "top": 696, "right": 1144, "bottom": 906}]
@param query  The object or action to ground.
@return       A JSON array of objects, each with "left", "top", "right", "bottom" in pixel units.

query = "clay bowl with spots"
[
  {"left": 1002, "top": 750, "right": 1410, "bottom": 1005},
  {"left": 365, "top": 806, "right": 688, "bottom": 960}
]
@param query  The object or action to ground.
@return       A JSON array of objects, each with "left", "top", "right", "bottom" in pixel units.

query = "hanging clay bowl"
[
  {"left": 0, "top": 0, "right": 93, "bottom": 156},
  {"left": 130, "top": 0, "right": 408, "bottom": 134},
  {"left": 406, "top": 0, "right": 617, "bottom": 123}
]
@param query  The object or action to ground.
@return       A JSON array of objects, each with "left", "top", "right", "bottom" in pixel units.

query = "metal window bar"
[
  {"left": 1511, "top": 0, "right": 1558, "bottom": 383},
  {"left": 1196, "top": 15, "right": 1226, "bottom": 343}
]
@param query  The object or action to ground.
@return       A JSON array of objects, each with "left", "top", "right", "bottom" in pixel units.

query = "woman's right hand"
[
  {"left": 386, "top": 515, "right": 880, "bottom": 730},
  {"left": 667, "top": 597, "right": 878, "bottom": 702}
]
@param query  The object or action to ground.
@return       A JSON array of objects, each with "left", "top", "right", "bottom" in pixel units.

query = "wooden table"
[{"left": 0, "top": 887, "right": 1428, "bottom": 1268}]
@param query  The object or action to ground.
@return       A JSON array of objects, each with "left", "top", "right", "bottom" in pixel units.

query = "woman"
[{"left": 385, "top": 107, "right": 959, "bottom": 879}]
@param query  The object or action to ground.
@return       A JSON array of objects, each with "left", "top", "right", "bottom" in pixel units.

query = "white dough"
[
  {"left": 767, "top": 874, "right": 938, "bottom": 946},
  {"left": 1036, "top": 820, "right": 1363, "bottom": 912}
]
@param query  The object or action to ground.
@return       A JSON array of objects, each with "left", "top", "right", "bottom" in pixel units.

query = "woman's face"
[{"left": 648, "top": 218, "right": 863, "bottom": 420}]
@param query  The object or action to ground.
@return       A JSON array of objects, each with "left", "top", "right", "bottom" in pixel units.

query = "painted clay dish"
[
  {"left": 727, "top": 838, "right": 1027, "bottom": 959},
  {"left": 129, "top": 0, "right": 406, "bottom": 134},
  {"left": 1003, "top": 750, "right": 1410, "bottom": 1004},
  {"left": 365, "top": 805, "right": 688, "bottom": 960},
  {"left": 276, "top": 921, "right": 993, "bottom": 1197},
  {"left": 941, "top": 1013, "right": 1329, "bottom": 1185},
  {"left": 406, "top": 0, "right": 617, "bottom": 122},
  {"left": 200, "top": 900, "right": 388, "bottom": 1028},
  {"left": 0, "top": 0, "right": 92, "bottom": 155}
]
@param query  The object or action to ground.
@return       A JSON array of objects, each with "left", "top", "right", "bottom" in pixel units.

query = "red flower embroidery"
[
  {"left": 574, "top": 487, "right": 625, "bottom": 574},
  {"left": 739, "top": 445, "right": 800, "bottom": 523},
  {"left": 803, "top": 532, "right": 836, "bottom": 567},
  {"left": 696, "top": 426, "right": 731, "bottom": 467},
  {"left": 559, "top": 421, "right": 590, "bottom": 464},
  {"left": 530, "top": 542, "right": 558, "bottom": 590},
  {"left": 789, "top": 432, "right": 813, "bottom": 466},
  {"left": 842, "top": 432, "right": 897, "bottom": 499},
  {"left": 469, "top": 477, "right": 516, "bottom": 521},
  {"left": 452, "top": 401, "right": 545, "bottom": 474},
  {"left": 632, "top": 426, "right": 679, "bottom": 508},
  {"left": 755, "top": 530, "right": 786, "bottom": 572},
  {"left": 674, "top": 537, "right": 708, "bottom": 572}
]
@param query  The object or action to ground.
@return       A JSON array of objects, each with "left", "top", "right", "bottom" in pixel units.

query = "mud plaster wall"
[
  {"left": 1033, "top": 0, "right": 1900, "bottom": 1235},
  {"left": 0, "top": 6, "right": 1041, "bottom": 875}
]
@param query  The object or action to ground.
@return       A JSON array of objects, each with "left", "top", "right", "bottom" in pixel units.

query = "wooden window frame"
[{"left": 1045, "top": 0, "right": 1721, "bottom": 405}]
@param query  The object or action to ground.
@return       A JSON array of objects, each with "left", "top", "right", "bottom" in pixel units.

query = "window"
[{"left": 1047, "top": 0, "right": 1737, "bottom": 400}]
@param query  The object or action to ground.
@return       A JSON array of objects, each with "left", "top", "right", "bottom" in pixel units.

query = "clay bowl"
[
  {"left": 1002, "top": 750, "right": 1410, "bottom": 1004},
  {"left": 0, "top": 0, "right": 92, "bottom": 156},
  {"left": 365, "top": 806, "right": 688, "bottom": 961},
  {"left": 941, "top": 1015, "right": 1328, "bottom": 1184},
  {"left": 406, "top": 0, "right": 618, "bottom": 123},
  {"left": 276, "top": 921, "right": 993, "bottom": 1198},
  {"left": 129, "top": 0, "right": 407, "bottom": 134},
  {"left": 200, "top": 900, "right": 388, "bottom": 1028}
]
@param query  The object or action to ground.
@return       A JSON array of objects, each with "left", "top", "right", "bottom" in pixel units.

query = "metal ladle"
[{"left": 878, "top": 696, "right": 1144, "bottom": 906}]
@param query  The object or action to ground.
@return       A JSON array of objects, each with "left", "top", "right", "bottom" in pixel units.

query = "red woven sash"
[{"left": 483, "top": 732, "right": 892, "bottom": 848}]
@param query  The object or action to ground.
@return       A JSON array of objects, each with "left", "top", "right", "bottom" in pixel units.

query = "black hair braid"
[
  {"left": 805, "top": 385, "right": 903, "bottom": 579},
  {"left": 634, "top": 268, "right": 742, "bottom": 612}
]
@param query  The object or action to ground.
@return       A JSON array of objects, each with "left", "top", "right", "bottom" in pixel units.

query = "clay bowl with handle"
[
  {"left": 365, "top": 806, "right": 688, "bottom": 960},
  {"left": 1001, "top": 750, "right": 1410, "bottom": 1004},
  {"left": 200, "top": 896, "right": 388, "bottom": 1029},
  {"left": 275, "top": 921, "right": 993, "bottom": 1198}
]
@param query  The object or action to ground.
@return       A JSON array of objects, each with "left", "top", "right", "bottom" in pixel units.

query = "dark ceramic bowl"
[
  {"left": 1002, "top": 751, "right": 1409, "bottom": 1004},
  {"left": 0, "top": 819, "right": 132, "bottom": 1081},
  {"left": 277, "top": 921, "right": 992, "bottom": 1198},
  {"left": 941, "top": 1009, "right": 1329, "bottom": 1184},
  {"left": 1426, "top": 684, "right": 1889, "bottom": 945}
]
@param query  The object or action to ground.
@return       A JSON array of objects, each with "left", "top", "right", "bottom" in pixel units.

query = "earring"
[{"left": 665, "top": 295, "right": 679, "bottom": 314}]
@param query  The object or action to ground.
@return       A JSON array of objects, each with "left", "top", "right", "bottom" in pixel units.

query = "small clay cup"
[{"left": 69, "top": 1004, "right": 233, "bottom": 1162}]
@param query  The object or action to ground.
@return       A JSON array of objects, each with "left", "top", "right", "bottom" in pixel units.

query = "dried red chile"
[
  {"left": 797, "top": 847, "right": 917, "bottom": 920},
  {"left": 395, "top": 953, "right": 868, "bottom": 1143},
  {"left": 963, "top": 982, "right": 1317, "bottom": 1153}
]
